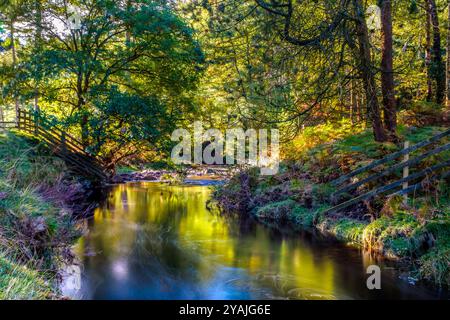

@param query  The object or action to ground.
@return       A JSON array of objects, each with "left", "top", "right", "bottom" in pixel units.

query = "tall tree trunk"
[
  {"left": 350, "top": 79, "right": 357, "bottom": 124},
  {"left": 77, "top": 95, "right": 90, "bottom": 147},
  {"left": 446, "top": 0, "right": 450, "bottom": 111},
  {"left": 426, "top": 8, "right": 433, "bottom": 101},
  {"left": 354, "top": 0, "right": 387, "bottom": 142},
  {"left": 10, "top": 20, "right": 19, "bottom": 117},
  {"left": 380, "top": 0, "right": 397, "bottom": 140},
  {"left": 34, "top": 0, "right": 42, "bottom": 113},
  {"left": 0, "top": 76, "right": 3, "bottom": 126},
  {"left": 427, "top": 0, "right": 445, "bottom": 104},
  {"left": 0, "top": 92, "right": 4, "bottom": 126},
  {"left": 81, "top": 113, "right": 89, "bottom": 147}
]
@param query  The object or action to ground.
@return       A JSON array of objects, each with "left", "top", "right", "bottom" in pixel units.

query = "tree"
[
  {"left": 446, "top": 0, "right": 450, "bottom": 110},
  {"left": 426, "top": 3, "right": 433, "bottom": 101},
  {"left": 11, "top": 0, "right": 204, "bottom": 166},
  {"left": 426, "top": 0, "right": 445, "bottom": 104},
  {"left": 352, "top": 0, "right": 387, "bottom": 142},
  {"left": 86, "top": 88, "right": 174, "bottom": 171},
  {"left": 0, "top": 0, "right": 27, "bottom": 116},
  {"left": 231, "top": 0, "right": 389, "bottom": 141},
  {"left": 379, "top": 0, "right": 397, "bottom": 140},
  {"left": 33, "top": 0, "right": 43, "bottom": 112}
]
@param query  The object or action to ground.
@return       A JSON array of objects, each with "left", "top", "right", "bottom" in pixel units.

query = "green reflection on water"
[{"left": 74, "top": 183, "right": 343, "bottom": 299}]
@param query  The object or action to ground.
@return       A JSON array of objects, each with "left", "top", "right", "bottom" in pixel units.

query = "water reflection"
[{"left": 64, "top": 183, "right": 444, "bottom": 300}]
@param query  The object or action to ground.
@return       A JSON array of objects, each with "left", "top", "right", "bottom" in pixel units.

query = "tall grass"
[
  {"left": 0, "top": 132, "right": 79, "bottom": 299},
  {"left": 0, "top": 254, "right": 54, "bottom": 300}
]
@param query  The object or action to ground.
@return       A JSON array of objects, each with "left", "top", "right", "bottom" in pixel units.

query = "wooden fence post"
[
  {"left": 0, "top": 106, "right": 4, "bottom": 131},
  {"left": 402, "top": 141, "right": 410, "bottom": 203},
  {"left": 34, "top": 111, "right": 39, "bottom": 134},
  {"left": 17, "top": 109, "right": 20, "bottom": 129},
  {"left": 61, "top": 131, "right": 66, "bottom": 153}
]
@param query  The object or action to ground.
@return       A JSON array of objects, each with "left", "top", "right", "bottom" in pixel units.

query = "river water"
[{"left": 62, "top": 182, "right": 446, "bottom": 300}]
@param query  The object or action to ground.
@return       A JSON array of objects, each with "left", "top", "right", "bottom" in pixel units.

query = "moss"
[
  {"left": 290, "top": 205, "right": 317, "bottom": 227},
  {"left": 363, "top": 213, "right": 423, "bottom": 257},
  {"left": 318, "top": 218, "right": 367, "bottom": 244},
  {"left": 255, "top": 199, "right": 298, "bottom": 222},
  {"left": 401, "top": 125, "right": 449, "bottom": 145},
  {"left": 334, "top": 129, "right": 398, "bottom": 159}
]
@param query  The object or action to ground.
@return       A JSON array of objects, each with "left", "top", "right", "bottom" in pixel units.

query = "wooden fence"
[
  {"left": 1, "top": 108, "right": 108, "bottom": 182},
  {"left": 324, "top": 128, "right": 450, "bottom": 214}
]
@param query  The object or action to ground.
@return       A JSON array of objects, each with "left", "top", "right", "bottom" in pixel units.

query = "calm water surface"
[{"left": 63, "top": 182, "right": 447, "bottom": 300}]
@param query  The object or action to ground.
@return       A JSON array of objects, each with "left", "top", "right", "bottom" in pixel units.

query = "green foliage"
[
  {"left": 312, "top": 183, "right": 335, "bottom": 204},
  {"left": 363, "top": 213, "right": 423, "bottom": 257},
  {"left": 327, "top": 219, "right": 367, "bottom": 244},
  {"left": 291, "top": 205, "right": 317, "bottom": 228},
  {"left": 418, "top": 247, "right": 450, "bottom": 286},
  {"left": 284, "top": 120, "right": 364, "bottom": 160},
  {"left": 417, "top": 214, "right": 450, "bottom": 286},
  {"left": 2, "top": 0, "right": 204, "bottom": 166},
  {"left": 255, "top": 199, "right": 298, "bottom": 222},
  {"left": 84, "top": 88, "right": 174, "bottom": 162}
]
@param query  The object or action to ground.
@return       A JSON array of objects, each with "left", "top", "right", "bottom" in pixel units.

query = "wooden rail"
[
  {"left": 1, "top": 108, "right": 108, "bottom": 182},
  {"left": 324, "top": 129, "right": 450, "bottom": 214}
]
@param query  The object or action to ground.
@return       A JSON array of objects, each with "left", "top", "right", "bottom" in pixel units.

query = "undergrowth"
[
  {"left": 213, "top": 125, "right": 450, "bottom": 286},
  {"left": 0, "top": 132, "right": 80, "bottom": 299}
]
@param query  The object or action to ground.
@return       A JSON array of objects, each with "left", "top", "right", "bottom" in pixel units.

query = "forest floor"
[
  {"left": 212, "top": 124, "right": 450, "bottom": 287},
  {"left": 0, "top": 132, "right": 98, "bottom": 299}
]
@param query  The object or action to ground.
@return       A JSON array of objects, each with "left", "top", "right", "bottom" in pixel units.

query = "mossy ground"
[
  {"left": 213, "top": 125, "right": 450, "bottom": 286},
  {"left": 0, "top": 132, "right": 80, "bottom": 299}
]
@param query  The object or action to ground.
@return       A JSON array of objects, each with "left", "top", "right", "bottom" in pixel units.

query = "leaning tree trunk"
[
  {"left": 353, "top": 0, "right": 387, "bottom": 142},
  {"left": 380, "top": 0, "right": 397, "bottom": 140},
  {"left": 427, "top": 0, "right": 445, "bottom": 104}
]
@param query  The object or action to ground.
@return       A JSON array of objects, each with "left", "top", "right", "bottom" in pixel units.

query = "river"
[{"left": 62, "top": 182, "right": 446, "bottom": 300}]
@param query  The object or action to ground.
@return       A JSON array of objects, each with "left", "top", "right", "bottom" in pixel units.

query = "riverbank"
[
  {"left": 211, "top": 125, "right": 450, "bottom": 287},
  {"left": 63, "top": 181, "right": 445, "bottom": 299},
  {"left": 0, "top": 132, "right": 99, "bottom": 299},
  {"left": 112, "top": 165, "right": 231, "bottom": 184}
]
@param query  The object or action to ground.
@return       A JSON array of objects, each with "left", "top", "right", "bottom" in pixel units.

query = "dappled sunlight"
[{"left": 1, "top": 0, "right": 448, "bottom": 302}]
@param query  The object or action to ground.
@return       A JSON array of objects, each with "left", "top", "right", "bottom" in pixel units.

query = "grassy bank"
[
  {"left": 0, "top": 254, "right": 53, "bottom": 299},
  {"left": 0, "top": 132, "right": 82, "bottom": 299},
  {"left": 213, "top": 124, "right": 450, "bottom": 286}
]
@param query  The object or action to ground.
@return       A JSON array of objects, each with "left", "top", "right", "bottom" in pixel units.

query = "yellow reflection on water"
[{"left": 83, "top": 182, "right": 339, "bottom": 299}]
